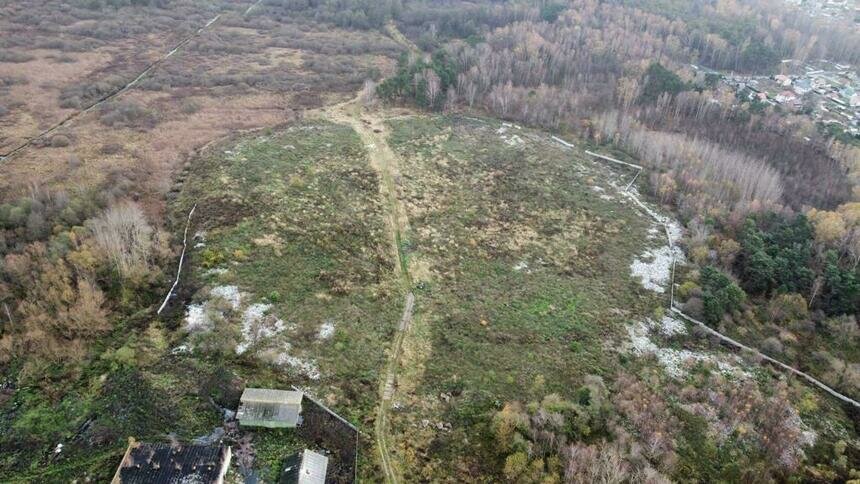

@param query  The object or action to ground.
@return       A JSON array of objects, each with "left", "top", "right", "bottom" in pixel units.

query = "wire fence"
[
  {"left": 577, "top": 147, "right": 860, "bottom": 409},
  {"left": 294, "top": 388, "right": 360, "bottom": 483}
]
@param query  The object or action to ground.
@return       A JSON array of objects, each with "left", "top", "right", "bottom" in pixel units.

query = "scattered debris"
[
  {"left": 318, "top": 320, "right": 336, "bottom": 340},
  {"left": 170, "top": 344, "right": 192, "bottom": 355},
  {"left": 236, "top": 303, "right": 286, "bottom": 355},
  {"left": 625, "top": 320, "right": 748, "bottom": 379},
  {"left": 184, "top": 303, "right": 211, "bottom": 332},
  {"left": 211, "top": 285, "right": 242, "bottom": 310},
  {"left": 192, "top": 426, "right": 225, "bottom": 445},
  {"left": 272, "top": 347, "right": 321, "bottom": 380},
  {"left": 652, "top": 315, "right": 687, "bottom": 337},
  {"left": 630, "top": 245, "right": 679, "bottom": 294}
]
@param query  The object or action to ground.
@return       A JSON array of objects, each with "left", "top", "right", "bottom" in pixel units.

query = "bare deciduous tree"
[
  {"left": 424, "top": 68, "right": 441, "bottom": 106},
  {"left": 90, "top": 201, "right": 154, "bottom": 279},
  {"left": 360, "top": 79, "right": 378, "bottom": 106}
]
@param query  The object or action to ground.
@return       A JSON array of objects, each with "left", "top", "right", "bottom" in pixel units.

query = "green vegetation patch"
[
  {"left": 383, "top": 115, "right": 657, "bottom": 480},
  {"left": 173, "top": 121, "right": 403, "bottom": 423}
]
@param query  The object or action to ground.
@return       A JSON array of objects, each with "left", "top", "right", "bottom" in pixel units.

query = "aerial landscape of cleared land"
[{"left": 1, "top": 0, "right": 860, "bottom": 483}]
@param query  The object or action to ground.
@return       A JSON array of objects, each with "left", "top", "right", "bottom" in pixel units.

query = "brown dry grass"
[
  {"left": 0, "top": 3, "right": 403, "bottom": 222},
  {"left": 0, "top": 50, "right": 114, "bottom": 151}
]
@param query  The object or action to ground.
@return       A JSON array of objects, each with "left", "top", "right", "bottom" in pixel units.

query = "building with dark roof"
[
  {"left": 238, "top": 388, "right": 303, "bottom": 428},
  {"left": 280, "top": 449, "right": 329, "bottom": 484},
  {"left": 111, "top": 439, "right": 231, "bottom": 484}
]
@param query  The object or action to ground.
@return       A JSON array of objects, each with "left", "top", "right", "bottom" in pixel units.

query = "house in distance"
[
  {"left": 280, "top": 449, "right": 329, "bottom": 484},
  {"left": 111, "top": 439, "right": 231, "bottom": 484},
  {"left": 238, "top": 387, "right": 304, "bottom": 428}
]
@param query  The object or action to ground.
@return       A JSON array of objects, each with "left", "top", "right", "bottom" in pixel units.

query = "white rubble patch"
[
  {"left": 630, "top": 245, "right": 677, "bottom": 294},
  {"left": 204, "top": 267, "right": 228, "bottom": 277},
  {"left": 236, "top": 303, "right": 286, "bottom": 355},
  {"left": 626, "top": 187, "right": 683, "bottom": 238},
  {"left": 778, "top": 412, "right": 817, "bottom": 467},
  {"left": 652, "top": 315, "right": 687, "bottom": 337},
  {"left": 318, "top": 320, "right": 336, "bottom": 340},
  {"left": 184, "top": 285, "right": 242, "bottom": 333},
  {"left": 210, "top": 285, "right": 241, "bottom": 310},
  {"left": 271, "top": 344, "right": 321, "bottom": 380},
  {"left": 626, "top": 321, "right": 747, "bottom": 379},
  {"left": 498, "top": 124, "right": 525, "bottom": 146},
  {"left": 513, "top": 261, "right": 529, "bottom": 271},
  {"left": 503, "top": 134, "right": 524, "bottom": 146},
  {"left": 184, "top": 304, "right": 211, "bottom": 332},
  {"left": 181, "top": 285, "right": 321, "bottom": 378},
  {"left": 592, "top": 186, "right": 614, "bottom": 201},
  {"left": 629, "top": 203, "right": 685, "bottom": 294}
]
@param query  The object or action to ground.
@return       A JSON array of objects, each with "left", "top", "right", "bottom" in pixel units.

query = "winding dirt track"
[{"left": 327, "top": 99, "right": 414, "bottom": 483}]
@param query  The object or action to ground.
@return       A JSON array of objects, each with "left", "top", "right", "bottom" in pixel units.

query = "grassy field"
[
  {"left": 375, "top": 114, "right": 860, "bottom": 482},
  {"left": 169, "top": 120, "right": 404, "bottom": 481},
  {"left": 382, "top": 115, "right": 662, "bottom": 480},
  {"left": 4, "top": 112, "right": 856, "bottom": 483}
]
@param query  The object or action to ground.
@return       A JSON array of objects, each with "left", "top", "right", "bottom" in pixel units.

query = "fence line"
[
  {"left": 157, "top": 204, "right": 196, "bottom": 315},
  {"left": 292, "top": 386, "right": 360, "bottom": 434},
  {"left": 672, "top": 308, "right": 860, "bottom": 408},
  {"left": 584, "top": 149, "right": 643, "bottom": 170},
  {"left": 1, "top": 12, "right": 223, "bottom": 162},
  {"left": 292, "top": 386, "right": 361, "bottom": 483},
  {"left": 583, "top": 148, "right": 860, "bottom": 408},
  {"left": 551, "top": 135, "right": 576, "bottom": 149}
]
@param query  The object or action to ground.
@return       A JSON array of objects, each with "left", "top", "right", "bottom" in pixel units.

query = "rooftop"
[
  {"left": 241, "top": 388, "right": 303, "bottom": 405},
  {"left": 280, "top": 449, "right": 329, "bottom": 484},
  {"left": 238, "top": 388, "right": 304, "bottom": 427},
  {"left": 111, "top": 441, "right": 231, "bottom": 484}
]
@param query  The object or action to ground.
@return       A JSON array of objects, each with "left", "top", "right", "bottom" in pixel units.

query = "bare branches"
[
  {"left": 90, "top": 201, "right": 154, "bottom": 279},
  {"left": 595, "top": 111, "right": 783, "bottom": 221}
]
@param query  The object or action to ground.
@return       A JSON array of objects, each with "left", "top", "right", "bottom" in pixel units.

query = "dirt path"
[
  {"left": 385, "top": 20, "right": 421, "bottom": 54},
  {"left": 327, "top": 99, "right": 414, "bottom": 483},
  {"left": 376, "top": 292, "right": 414, "bottom": 483},
  {"left": 327, "top": 20, "right": 423, "bottom": 480}
]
